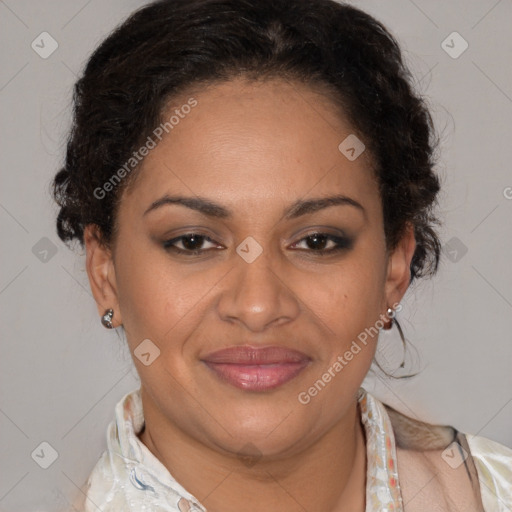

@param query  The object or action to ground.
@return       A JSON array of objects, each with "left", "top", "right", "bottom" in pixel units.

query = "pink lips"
[{"left": 201, "top": 345, "right": 311, "bottom": 391}]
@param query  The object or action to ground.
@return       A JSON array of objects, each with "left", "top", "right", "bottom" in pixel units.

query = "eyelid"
[
  {"left": 286, "top": 227, "right": 350, "bottom": 245},
  {"left": 162, "top": 230, "right": 353, "bottom": 257},
  {"left": 289, "top": 232, "right": 353, "bottom": 251},
  {"left": 295, "top": 226, "right": 348, "bottom": 237},
  {"left": 163, "top": 233, "right": 222, "bottom": 250}
]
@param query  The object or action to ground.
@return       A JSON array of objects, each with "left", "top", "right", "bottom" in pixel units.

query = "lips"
[{"left": 201, "top": 345, "right": 312, "bottom": 391}]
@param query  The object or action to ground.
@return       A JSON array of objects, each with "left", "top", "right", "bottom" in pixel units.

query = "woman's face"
[{"left": 86, "top": 77, "right": 414, "bottom": 459}]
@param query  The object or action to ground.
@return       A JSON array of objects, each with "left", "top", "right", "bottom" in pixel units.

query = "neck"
[{"left": 138, "top": 391, "right": 366, "bottom": 512}]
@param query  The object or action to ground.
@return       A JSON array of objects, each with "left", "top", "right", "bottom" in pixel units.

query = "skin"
[{"left": 84, "top": 77, "right": 416, "bottom": 512}]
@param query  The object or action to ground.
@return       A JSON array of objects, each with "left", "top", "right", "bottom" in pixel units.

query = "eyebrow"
[{"left": 143, "top": 194, "right": 366, "bottom": 220}]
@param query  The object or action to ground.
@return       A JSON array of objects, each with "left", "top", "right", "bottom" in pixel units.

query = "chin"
[{"left": 206, "top": 411, "right": 314, "bottom": 460}]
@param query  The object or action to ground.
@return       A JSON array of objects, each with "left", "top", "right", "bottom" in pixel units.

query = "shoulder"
[
  {"left": 382, "top": 400, "right": 512, "bottom": 511},
  {"left": 466, "top": 434, "right": 512, "bottom": 511},
  {"left": 80, "top": 450, "right": 130, "bottom": 512},
  {"left": 78, "top": 393, "right": 196, "bottom": 512},
  {"left": 81, "top": 449, "right": 188, "bottom": 512}
]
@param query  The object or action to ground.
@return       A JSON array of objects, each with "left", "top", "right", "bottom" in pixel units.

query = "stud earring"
[
  {"left": 384, "top": 307, "right": 395, "bottom": 330},
  {"left": 101, "top": 308, "right": 114, "bottom": 329}
]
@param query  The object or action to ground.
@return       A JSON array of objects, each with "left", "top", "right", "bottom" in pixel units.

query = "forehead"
[{"left": 121, "top": 78, "right": 379, "bottom": 219}]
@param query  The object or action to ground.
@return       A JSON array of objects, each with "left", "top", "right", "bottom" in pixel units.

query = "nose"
[{"left": 216, "top": 250, "right": 300, "bottom": 332}]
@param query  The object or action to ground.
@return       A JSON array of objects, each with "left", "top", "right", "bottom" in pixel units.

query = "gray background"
[{"left": 1, "top": 0, "right": 511, "bottom": 510}]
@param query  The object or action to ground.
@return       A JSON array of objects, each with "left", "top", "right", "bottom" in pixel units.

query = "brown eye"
[
  {"left": 163, "top": 233, "right": 221, "bottom": 255},
  {"left": 291, "top": 233, "right": 353, "bottom": 253}
]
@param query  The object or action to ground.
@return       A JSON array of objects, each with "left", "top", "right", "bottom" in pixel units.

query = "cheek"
[
  {"left": 296, "top": 253, "right": 385, "bottom": 338},
  {"left": 114, "top": 243, "right": 224, "bottom": 346},
  {"left": 114, "top": 248, "right": 212, "bottom": 393},
  {"left": 294, "top": 259, "right": 384, "bottom": 417}
]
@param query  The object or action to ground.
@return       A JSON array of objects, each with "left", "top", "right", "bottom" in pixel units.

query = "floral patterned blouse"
[{"left": 77, "top": 388, "right": 512, "bottom": 511}]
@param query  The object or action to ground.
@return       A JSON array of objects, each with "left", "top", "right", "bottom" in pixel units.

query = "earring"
[
  {"left": 384, "top": 307, "right": 395, "bottom": 329},
  {"left": 101, "top": 308, "right": 114, "bottom": 329},
  {"left": 384, "top": 306, "right": 406, "bottom": 368}
]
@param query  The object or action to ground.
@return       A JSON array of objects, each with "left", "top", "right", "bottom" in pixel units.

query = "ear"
[
  {"left": 384, "top": 222, "right": 416, "bottom": 312},
  {"left": 84, "top": 224, "right": 123, "bottom": 327}
]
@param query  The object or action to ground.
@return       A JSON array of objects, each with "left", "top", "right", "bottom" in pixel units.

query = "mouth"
[{"left": 200, "top": 345, "right": 312, "bottom": 392}]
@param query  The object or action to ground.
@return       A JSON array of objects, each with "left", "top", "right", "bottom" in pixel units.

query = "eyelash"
[{"left": 162, "top": 232, "right": 353, "bottom": 256}]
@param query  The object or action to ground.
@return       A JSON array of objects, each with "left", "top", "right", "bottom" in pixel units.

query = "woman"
[{"left": 52, "top": 0, "right": 511, "bottom": 510}]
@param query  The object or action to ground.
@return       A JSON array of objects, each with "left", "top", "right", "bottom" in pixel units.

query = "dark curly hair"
[{"left": 52, "top": 0, "right": 442, "bottom": 284}]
